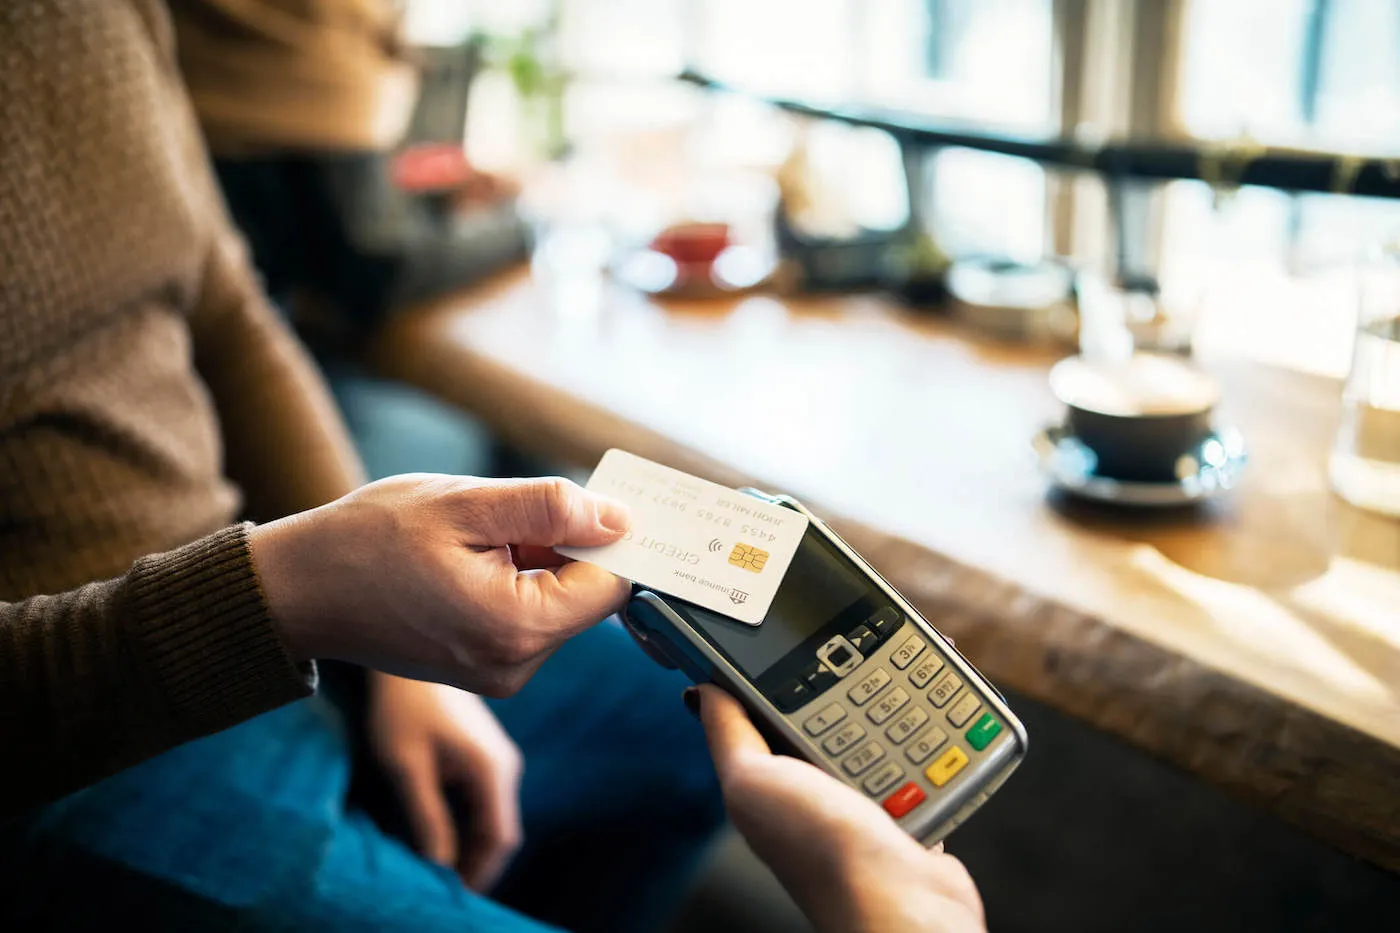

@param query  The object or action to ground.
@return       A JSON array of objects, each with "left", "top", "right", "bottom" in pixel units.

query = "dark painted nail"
[{"left": 682, "top": 687, "right": 701, "bottom": 719}]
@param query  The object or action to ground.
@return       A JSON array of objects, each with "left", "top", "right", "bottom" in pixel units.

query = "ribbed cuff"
[{"left": 125, "top": 523, "right": 315, "bottom": 742}]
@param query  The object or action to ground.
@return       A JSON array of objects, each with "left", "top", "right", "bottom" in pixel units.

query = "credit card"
[{"left": 557, "top": 449, "right": 808, "bottom": 625}]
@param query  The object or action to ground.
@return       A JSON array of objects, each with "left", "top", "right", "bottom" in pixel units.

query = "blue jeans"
[{"left": 0, "top": 621, "right": 724, "bottom": 932}]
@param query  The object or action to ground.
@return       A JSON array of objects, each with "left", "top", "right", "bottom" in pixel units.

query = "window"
[
  {"left": 1165, "top": 0, "right": 1400, "bottom": 375},
  {"left": 860, "top": 0, "right": 1056, "bottom": 130},
  {"left": 691, "top": 0, "right": 1055, "bottom": 256},
  {"left": 688, "top": 0, "right": 1056, "bottom": 129},
  {"left": 1180, "top": 0, "right": 1400, "bottom": 151},
  {"left": 403, "top": 0, "right": 1400, "bottom": 375}
]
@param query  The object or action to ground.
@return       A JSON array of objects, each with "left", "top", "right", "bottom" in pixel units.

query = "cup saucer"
[{"left": 1032, "top": 424, "right": 1248, "bottom": 506}]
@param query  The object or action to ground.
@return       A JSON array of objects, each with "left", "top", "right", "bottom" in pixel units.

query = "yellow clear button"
[{"left": 925, "top": 746, "right": 969, "bottom": 787}]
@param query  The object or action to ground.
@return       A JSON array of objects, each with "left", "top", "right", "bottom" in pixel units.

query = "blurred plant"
[
  {"left": 893, "top": 231, "right": 952, "bottom": 275},
  {"left": 480, "top": 2, "right": 568, "bottom": 159},
  {"left": 497, "top": 30, "right": 548, "bottom": 97},
  {"left": 882, "top": 230, "right": 952, "bottom": 307}
]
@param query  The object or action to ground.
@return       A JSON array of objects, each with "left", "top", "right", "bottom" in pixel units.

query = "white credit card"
[{"left": 558, "top": 449, "right": 808, "bottom": 625}]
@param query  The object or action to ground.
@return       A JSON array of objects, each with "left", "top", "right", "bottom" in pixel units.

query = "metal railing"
[{"left": 680, "top": 72, "right": 1400, "bottom": 201}]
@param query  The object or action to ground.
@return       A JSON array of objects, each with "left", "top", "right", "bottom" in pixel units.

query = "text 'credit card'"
[{"left": 557, "top": 449, "right": 808, "bottom": 625}]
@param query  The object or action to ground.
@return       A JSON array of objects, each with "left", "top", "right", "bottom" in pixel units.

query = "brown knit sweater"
[{"left": 0, "top": 1, "right": 365, "bottom": 815}]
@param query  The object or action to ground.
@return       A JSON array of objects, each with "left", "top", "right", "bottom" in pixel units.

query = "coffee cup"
[{"left": 1048, "top": 354, "right": 1220, "bottom": 483}]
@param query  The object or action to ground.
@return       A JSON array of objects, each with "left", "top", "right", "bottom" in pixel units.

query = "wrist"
[
  {"left": 368, "top": 669, "right": 414, "bottom": 697},
  {"left": 826, "top": 861, "right": 985, "bottom": 933},
  {"left": 249, "top": 513, "right": 327, "bottom": 662},
  {"left": 811, "top": 871, "right": 889, "bottom": 933},
  {"left": 809, "top": 847, "right": 951, "bottom": 933}
]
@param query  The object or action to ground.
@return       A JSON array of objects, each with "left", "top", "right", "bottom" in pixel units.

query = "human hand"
[
  {"left": 250, "top": 474, "right": 631, "bottom": 696},
  {"left": 693, "top": 684, "right": 986, "bottom": 933},
  {"left": 368, "top": 673, "right": 523, "bottom": 891}
]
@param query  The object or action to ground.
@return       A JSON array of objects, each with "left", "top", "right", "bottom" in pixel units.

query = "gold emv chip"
[{"left": 728, "top": 543, "right": 769, "bottom": 573}]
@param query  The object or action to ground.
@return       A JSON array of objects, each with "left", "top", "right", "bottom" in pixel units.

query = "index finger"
[
  {"left": 455, "top": 772, "right": 523, "bottom": 892},
  {"left": 696, "top": 684, "right": 772, "bottom": 782},
  {"left": 388, "top": 748, "right": 459, "bottom": 868}
]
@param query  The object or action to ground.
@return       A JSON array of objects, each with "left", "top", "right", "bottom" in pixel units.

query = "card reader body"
[{"left": 623, "top": 490, "right": 1027, "bottom": 846}]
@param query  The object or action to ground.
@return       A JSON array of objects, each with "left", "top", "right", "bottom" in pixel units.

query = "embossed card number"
[{"left": 557, "top": 449, "right": 808, "bottom": 625}]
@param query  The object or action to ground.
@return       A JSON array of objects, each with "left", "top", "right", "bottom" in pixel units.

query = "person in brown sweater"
[
  {"left": 0, "top": 5, "right": 989, "bottom": 933},
  {"left": 0, "top": 3, "right": 715, "bottom": 930},
  {"left": 0, "top": 0, "right": 637, "bottom": 816}
]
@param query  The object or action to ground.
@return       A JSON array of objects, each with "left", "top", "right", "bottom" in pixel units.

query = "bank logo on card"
[
  {"left": 728, "top": 543, "right": 769, "bottom": 573},
  {"left": 556, "top": 449, "right": 808, "bottom": 625}
]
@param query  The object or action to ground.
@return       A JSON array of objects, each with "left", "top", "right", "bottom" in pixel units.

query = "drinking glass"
[{"left": 1330, "top": 240, "right": 1400, "bottom": 517}]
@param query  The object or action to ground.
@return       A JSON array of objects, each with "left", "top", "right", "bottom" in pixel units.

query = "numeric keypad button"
[
  {"left": 862, "top": 761, "right": 904, "bottom": 796},
  {"left": 885, "top": 706, "right": 929, "bottom": 745},
  {"left": 822, "top": 721, "right": 867, "bottom": 756},
  {"left": 868, "top": 688, "right": 910, "bottom": 725},
  {"left": 841, "top": 741, "right": 887, "bottom": 776},
  {"left": 929, "top": 672, "right": 963, "bottom": 708},
  {"left": 848, "top": 668, "right": 891, "bottom": 706},
  {"left": 908, "top": 654, "right": 945, "bottom": 689},
  {"left": 905, "top": 726, "right": 950, "bottom": 765},
  {"left": 803, "top": 703, "right": 847, "bottom": 736},
  {"left": 947, "top": 692, "right": 981, "bottom": 728},
  {"left": 890, "top": 635, "right": 925, "bottom": 670}
]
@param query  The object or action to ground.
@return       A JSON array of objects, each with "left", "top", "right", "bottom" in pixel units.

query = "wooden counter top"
[{"left": 374, "top": 267, "right": 1400, "bottom": 871}]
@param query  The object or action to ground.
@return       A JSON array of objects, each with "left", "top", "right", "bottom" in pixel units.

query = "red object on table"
[
  {"left": 651, "top": 223, "right": 732, "bottom": 266},
  {"left": 392, "top": 143, "right": 474, "bottom": 193}
]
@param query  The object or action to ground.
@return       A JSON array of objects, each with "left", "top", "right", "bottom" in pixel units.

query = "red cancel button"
[{"left": 883, "top": 781, "right": 927, "bottom": 819}]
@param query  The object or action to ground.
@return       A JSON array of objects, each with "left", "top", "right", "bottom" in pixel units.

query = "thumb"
[
  {"left": 696, "top": 684, "right": 773, "bottom": 783},
  {"left": 508, "top": 559, "right": 632, "bottom": 639},
  {"left": 457, "top": 477, "right": 631, "bottom": 548},
  {"left": 389, "top": 749, "right": 459, "bottom": 868}
]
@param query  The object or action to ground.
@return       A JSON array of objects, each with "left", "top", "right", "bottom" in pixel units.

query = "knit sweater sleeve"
[
  {"left": 0, "top": 524, "right": 312, "bottom": 817},
  {"left": 188, "top": 225, "right": 367, "bottom": 522}
]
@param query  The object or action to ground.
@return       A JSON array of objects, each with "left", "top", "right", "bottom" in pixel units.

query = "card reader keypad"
[{"left": 786, "top": 613, "right": 1005, "bottom": 826}]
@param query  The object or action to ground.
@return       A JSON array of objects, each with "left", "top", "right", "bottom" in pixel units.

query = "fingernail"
[
  {"left": 682, "top": 687, "right": 701, "bottom": 719},
  {"left": 595, "top": 497, "right": 631, "bottom": 534}
]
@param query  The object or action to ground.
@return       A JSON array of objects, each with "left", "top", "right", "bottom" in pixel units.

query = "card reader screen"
[{"left": 689, "top": 528, "right": 870, "bottom": 678}]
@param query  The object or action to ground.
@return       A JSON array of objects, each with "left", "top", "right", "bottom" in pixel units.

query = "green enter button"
[{"left": 966, "top": 713, "right": 1002, "bottom": 751}]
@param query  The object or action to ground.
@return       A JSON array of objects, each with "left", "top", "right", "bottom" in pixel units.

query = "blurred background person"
[{"left": 171, "top": 0, "right": 527, "bottom": 482}]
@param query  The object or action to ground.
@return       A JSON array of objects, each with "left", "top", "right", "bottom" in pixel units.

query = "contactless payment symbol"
[{"left": 728, "top": 543, "right": 769, "bottom": 573}]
